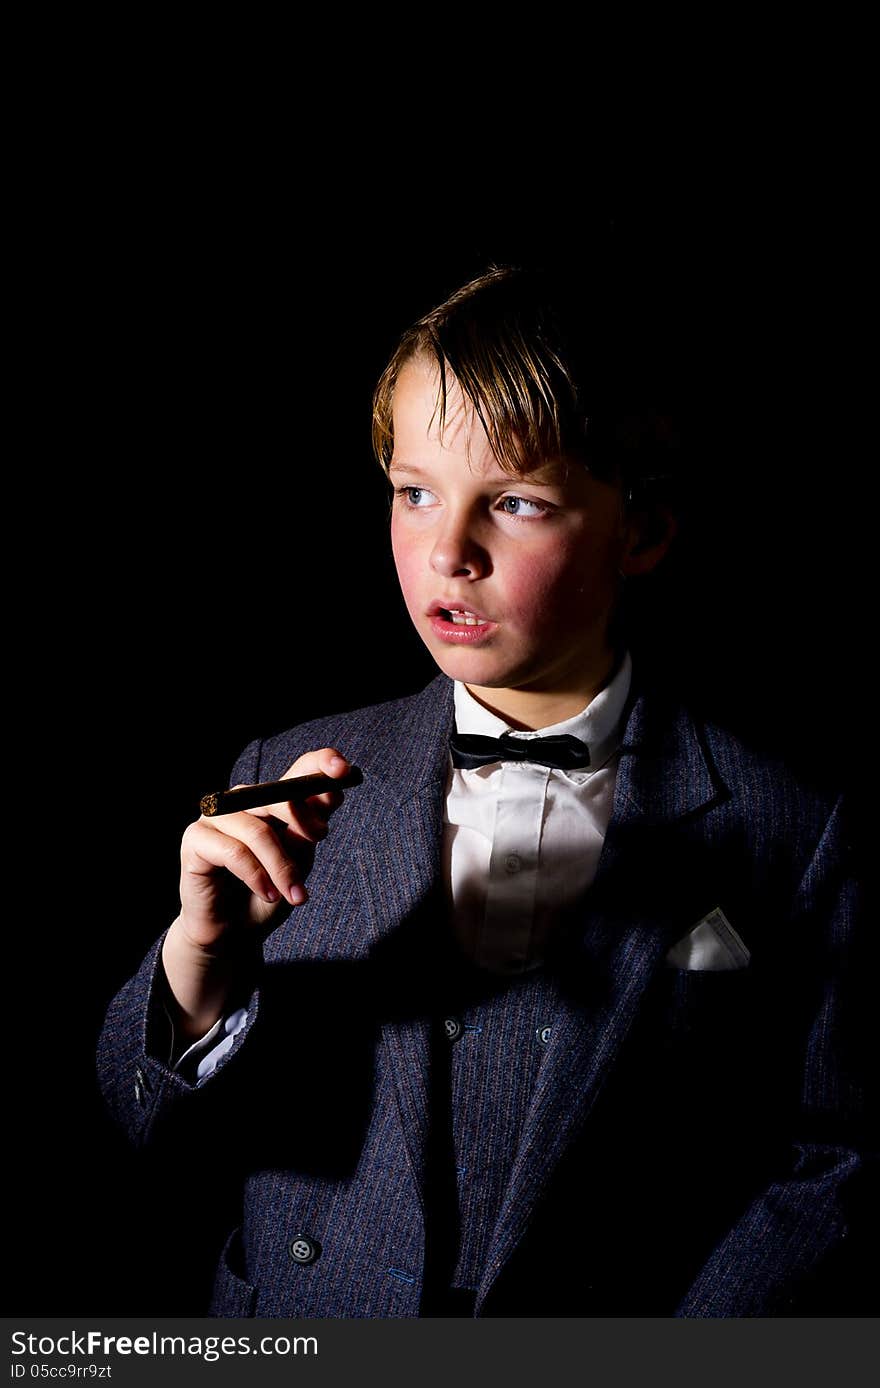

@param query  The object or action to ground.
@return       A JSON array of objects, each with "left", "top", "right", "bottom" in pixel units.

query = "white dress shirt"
[
  {"left": 166, "top": 648, "right": 633, "bottom": 1078},
  {"left": 444, "top": 648, "right": 632, "bottom": 974}
]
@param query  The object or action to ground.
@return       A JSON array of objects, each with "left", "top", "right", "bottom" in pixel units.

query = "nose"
[{"left": 429, "top": 508, "right": 488, "bottom": 579}]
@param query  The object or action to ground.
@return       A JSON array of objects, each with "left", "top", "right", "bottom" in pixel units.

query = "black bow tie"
[{"left": 449, "top": 730, "right": 591, "bottom": 771}]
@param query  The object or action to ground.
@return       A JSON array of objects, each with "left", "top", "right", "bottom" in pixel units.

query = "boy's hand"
[
  {"left": 175, "top": 747, "right": 352, "bottom": 955},
  {"left": 161, "top": 748, "right": 352, "bottom": 1044}
]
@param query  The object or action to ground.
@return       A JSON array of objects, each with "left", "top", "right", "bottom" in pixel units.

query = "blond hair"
[{"left": 371, "top": 263, "right": 680, "bottom": 510}]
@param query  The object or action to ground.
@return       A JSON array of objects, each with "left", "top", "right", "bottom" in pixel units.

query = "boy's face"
[{"left": 389, "top": 355, "right": 632, "bottom": 707}]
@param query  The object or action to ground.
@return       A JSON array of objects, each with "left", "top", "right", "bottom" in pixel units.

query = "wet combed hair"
[{"left": 371, "top": 263, "right": 681, "bottom": 514}]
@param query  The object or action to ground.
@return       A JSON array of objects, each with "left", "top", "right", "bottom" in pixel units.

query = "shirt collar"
[{"left": 452, "top": 648, "right": 633, "bottom": 777}]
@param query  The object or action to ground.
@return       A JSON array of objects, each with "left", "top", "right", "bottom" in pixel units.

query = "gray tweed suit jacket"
[{"left": 96, "top": 654, "right": 869, "bottom": 1317}]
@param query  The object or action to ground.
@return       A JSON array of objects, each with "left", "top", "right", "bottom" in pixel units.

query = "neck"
[{"left": 464, "top": 642, "right": 623, "bottom": 731}]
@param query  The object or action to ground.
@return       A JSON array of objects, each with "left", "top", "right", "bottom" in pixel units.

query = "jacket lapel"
[
  {"left": 353, "top": 674, "right": 455, "bottom": 1203},
  {"left": 475, "top": 659, "right": 729, "bottom": 1313}
]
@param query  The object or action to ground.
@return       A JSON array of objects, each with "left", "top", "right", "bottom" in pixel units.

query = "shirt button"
[
  {"left": 289, "top": 1234, "right": 321, "bottom": 1264},
  {"left": 536, "top": 1025, "right": 552, "bottom": 1045},
  {"left": 443, "top": 1016, "right": 463, "bottom": 1042},
  {"left": 504, "top": 853, "right": 522, "bottom": 873}
]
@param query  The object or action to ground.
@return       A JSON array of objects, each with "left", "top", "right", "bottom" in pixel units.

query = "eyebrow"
[
  {"left": 388, "top": 459, "right": 565, "bottom": 488},
  {"left": 387, "top": 460, "right": 428, "bottom": 476}
]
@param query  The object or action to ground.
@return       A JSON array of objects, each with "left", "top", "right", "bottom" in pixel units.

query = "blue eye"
[
  {"left": 392, "top": 485, "right": 550, "bottom": 517},
  {"left": 395, "top": 486, "right": 435, "bottom": 507},
  {"left": 499, "top": 496, "right": 548, "bottom": 517}
]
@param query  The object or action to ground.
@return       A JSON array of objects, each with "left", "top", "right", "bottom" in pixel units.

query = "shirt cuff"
[
  {"left": 191, "top": 1007, "right": 249, "bottom": 1082},
  {"left": 162, "top": 1001, "right": 248, "bottom": 1076}
]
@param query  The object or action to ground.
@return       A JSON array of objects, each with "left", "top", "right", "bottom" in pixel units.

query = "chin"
[{"left": 428, "top": 648, "right": 525, "bottom": 690}]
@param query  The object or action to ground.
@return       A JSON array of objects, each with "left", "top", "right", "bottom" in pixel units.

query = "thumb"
[{"left": 284, "top": 746, "right": 351, "bottom": 783}]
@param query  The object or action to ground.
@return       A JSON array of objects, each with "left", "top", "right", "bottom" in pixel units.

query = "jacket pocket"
[
  {"left": 648, "top": 966, "right": 766, "bottom": 1062},
  {"left": 665, "top": 961, "right": 756, "bottom": 1008},
  {"left": 209, "top": 1225, "right": 257, "bottom": 1318}
]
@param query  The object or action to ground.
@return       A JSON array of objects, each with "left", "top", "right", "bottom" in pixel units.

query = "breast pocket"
[
  {"left": 664, "top": 965, "right": 759, "bottom": 1033},
  {"left": 651, "top": 964, "right": 770, "bottom": 1094}
]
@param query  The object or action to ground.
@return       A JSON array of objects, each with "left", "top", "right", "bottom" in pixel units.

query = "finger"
[
  {"left": 291, "top": 749, "right": 352, "bottom": 815},
  {"left": 285, "top": 747, "right": 351, "bottom": 789},
  {"left": 244, "top": 748, "right": 352, "bottom": 833},
  {"left": 185, "top": 816, "right": 309, "bottom": 907},
  {"left": 211, "top": 814, "right": 313, "bottom": 906},
  {"left": 243, "top": 799, "right": 332, "bottom": 847},
  {"left": 182, "top": 821, "right": 294, "bottom": 907}
]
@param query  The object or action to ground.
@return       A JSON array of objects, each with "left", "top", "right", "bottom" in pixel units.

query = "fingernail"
[
  {"left": 265, "top": 886, "right": 280, "bottom": 902},
  {"left": 331, "top": 755, "right": 346, "bottom": 769},
  {"left": 289, "top": 884, "right": 308, "bottom": 906}
]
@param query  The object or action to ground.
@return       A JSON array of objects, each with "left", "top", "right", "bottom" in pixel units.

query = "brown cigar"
[{"left": 200, "top": 766, "right": 364, "bottom": 816}]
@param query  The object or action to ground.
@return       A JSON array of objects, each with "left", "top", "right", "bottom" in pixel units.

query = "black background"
[{"left": 10, "top": 138, "right": 869, "bottom": 1314}]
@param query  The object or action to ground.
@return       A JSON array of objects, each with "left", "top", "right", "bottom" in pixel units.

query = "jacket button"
[
  {"left": 289, "top": 1234, "right": 320, "bottom": 1265},
  {"left": 536, "top": 1024, "right": 552, "bottom": 1045},
  {"left": 443, "top": 1016, "right": 463, "bottom": 1042}
]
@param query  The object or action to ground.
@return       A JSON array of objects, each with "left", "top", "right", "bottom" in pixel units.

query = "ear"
[{"left": 618, "top": 503, "right": 679, "bottom": 578}]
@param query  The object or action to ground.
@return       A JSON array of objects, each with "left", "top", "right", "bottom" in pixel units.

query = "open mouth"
[
  {"left": 439, "top": 607, "right": 485, "bottom": 627},
  {"left": 427, "top": 600, "right": 495, "bottom": 640}
]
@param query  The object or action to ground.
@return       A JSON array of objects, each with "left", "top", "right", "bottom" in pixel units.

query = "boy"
[{"left": 97, "top": 264, "right": 867, "bottom": 1317}]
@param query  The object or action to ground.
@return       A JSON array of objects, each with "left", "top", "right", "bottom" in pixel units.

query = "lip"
[
  {"left": 427, "top": 600, "right": 498, "bottom": 644},
  {"left": 427, "top": 598, "right": 492, "bottom": 622}
]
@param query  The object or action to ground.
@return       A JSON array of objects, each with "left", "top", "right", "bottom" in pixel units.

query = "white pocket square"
[{"left": 664, "top": 907, "right": 751, "bottom": 971}]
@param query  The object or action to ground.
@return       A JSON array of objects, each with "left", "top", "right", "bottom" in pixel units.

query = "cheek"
[
  {"left": 390, "top": 517, "right": 421, "bottom": 604},
  {"left": 502, "top": 530, "right": 617, "bottom": 620}
]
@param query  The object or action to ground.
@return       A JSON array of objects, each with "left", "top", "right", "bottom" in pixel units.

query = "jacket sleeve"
[
  {"left": 675, "top": 790, "right": 873, "bottom": 1316},
  {"left": 95, "top": 736, "right": 267, "bottom": 1152}
]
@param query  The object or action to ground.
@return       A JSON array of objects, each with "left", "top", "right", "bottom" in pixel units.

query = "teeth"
[{"left": 447, "top": 609, "right": 482, "bottom": 626}]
